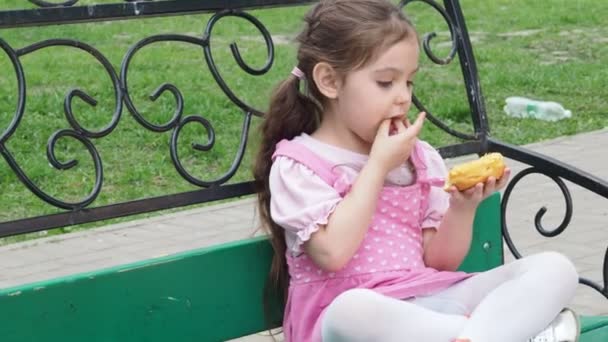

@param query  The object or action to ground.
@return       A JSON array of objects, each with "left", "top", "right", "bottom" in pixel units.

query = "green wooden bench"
[
  {"left": 1, "top": 194, "right": 606, "bottom": 341},
  {"left": 0, "top": 0, "right": 606, "bottom": 341}
]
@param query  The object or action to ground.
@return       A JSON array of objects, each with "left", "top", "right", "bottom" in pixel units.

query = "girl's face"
[{"left": 333, "top": 37, "right": 420, "bottom": 152}]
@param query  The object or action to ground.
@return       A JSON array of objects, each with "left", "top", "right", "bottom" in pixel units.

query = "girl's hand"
[
  {"left": 446, "top": 168, "right": 512, "bottom": 211},
  {"left": 369, "top": 112, "right": 426, "bottom": 175}
]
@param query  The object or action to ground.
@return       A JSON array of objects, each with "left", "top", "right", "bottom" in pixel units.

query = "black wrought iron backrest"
[
  {"left": 0, "top": 0, "right": 484, "bottom": 235},
  {"left": 0, "top": 0, "right": 606, "bottom": 298}
]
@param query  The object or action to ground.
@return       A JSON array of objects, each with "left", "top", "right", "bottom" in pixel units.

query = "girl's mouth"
[
  {"left": 389, "top": 116, "right": 405, "bottom": 135},
  {"left": 389, "top": 121, "right": 397, "bottom": 135}
]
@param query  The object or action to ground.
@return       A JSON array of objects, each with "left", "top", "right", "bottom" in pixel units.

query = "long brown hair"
[{"left": 254, "top": 0, "right": 417, "bottom": 320}]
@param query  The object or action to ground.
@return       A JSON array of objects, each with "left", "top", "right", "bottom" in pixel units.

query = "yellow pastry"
[{"left": 444, "top": 153, "right": 506, "bottom": 191}]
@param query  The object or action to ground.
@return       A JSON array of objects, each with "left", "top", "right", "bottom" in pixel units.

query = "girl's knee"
[
  {"left": 530, "top": 251, "right": 579, "bottom": 287},
  {"left": 322, "top": 289, "right": 380, "bottom": 341},
  {"left": 326, "top": 289, "right": 379, "bottom": 319},
  {"left": 325, "top": 289, "right": 387, "bottom": 326}
]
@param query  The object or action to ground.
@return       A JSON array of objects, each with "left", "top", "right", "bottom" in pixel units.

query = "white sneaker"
[{"left": 528, "top": 308, "right": 581, "bottom": 342}]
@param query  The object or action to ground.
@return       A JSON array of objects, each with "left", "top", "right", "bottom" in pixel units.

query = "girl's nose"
[{"left": 396, "top": 89, "right": 411, "bottom": 105}]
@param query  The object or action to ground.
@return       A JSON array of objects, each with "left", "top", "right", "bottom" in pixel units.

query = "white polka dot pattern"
[{"left": 287, "top": 185, "right": 428, "bottom": 284}]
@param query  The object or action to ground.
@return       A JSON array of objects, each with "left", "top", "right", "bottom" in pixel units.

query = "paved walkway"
[{"left": 1, "top": 129, "right": 607, "bottom": 341}]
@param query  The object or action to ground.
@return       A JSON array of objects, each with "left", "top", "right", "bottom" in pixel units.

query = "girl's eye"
[
  {"left": 377, "top": 81, "right": 393, "bottom": 88},
  {"left": 407, "top": 81, "right": 415, "bottom": 88}
]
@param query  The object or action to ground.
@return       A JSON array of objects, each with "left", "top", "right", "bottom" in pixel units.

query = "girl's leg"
[
  {"left": 413, "top": 251, "right": 579, "bottom": 342},
  {"left": 321, "top": 288, "right": 468, "bottom": 342}
]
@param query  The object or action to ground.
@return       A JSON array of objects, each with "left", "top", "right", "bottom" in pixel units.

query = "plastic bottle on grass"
[{"left": 503, "top": 96, "right": 572, "bottom": 122}]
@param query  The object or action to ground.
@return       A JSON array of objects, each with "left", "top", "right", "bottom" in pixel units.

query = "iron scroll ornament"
[
  {"left": 1, "top": 9, "right": 274, "bottom": 208},
  {"left": 502, "top": 167, "right": 608, "bottom": 299},
  {"left": 120, "top": 9, "right": 273, "bottom": 187},
  {"left": 400, "top": 0, "right": 477, "bottom": 142},
  {"left": 0, "top": 38, "right": 122, "bottom": 210}
]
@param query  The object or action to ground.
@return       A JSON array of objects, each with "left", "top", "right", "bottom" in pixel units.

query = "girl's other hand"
[
  {"left": 370, "top": 112, "right": 426, "bottom": 175},
  {"left": 446, "top": 168, "right": 512, "bottom": 211}
]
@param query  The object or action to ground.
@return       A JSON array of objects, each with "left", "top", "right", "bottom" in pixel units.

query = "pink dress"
[{"left": 270, "top": 135, "right": 473, "bottom": 342}]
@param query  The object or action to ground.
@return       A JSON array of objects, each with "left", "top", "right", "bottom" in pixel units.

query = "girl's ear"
[{"left": 312, "top": 62, "right": 341, "bottom": 99}]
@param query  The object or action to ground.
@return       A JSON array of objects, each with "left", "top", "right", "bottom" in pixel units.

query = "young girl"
[{"left": 254, "top": 1, "right": 580, "bottom": 341}]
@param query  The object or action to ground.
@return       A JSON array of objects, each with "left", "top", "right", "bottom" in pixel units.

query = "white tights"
[{"left": 321, "top": 252, "right": 579, "bottom": 342}]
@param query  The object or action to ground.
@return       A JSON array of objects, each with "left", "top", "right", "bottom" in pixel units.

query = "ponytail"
[{"left": 254, "top": 72, "right": 321, "bottom": 332}]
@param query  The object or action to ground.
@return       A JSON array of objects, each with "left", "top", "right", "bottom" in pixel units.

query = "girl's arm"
[
  {"left": 423, "top": 169, "right": 511, "bottom": 271},
  {"left": 421, "top": 204, "right": 476, "bottom": 271},
  {"left": 305, "top": 115, "right": 426, "bottom": 272},
  {"left": 304, "top": 162, "right": 386, "bottom": 272}
]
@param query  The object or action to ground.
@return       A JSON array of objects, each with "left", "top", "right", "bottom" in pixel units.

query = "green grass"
[
  {"left": 404, "top": 0, "right": 608, "bottom": 144},
  {"left": 0, "top": 0, "right": 606, "bottom": 243}
]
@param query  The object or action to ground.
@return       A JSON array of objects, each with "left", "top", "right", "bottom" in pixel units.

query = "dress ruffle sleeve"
[{"left": 269, "top": 155, "right": 344, "bottom": 254}]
